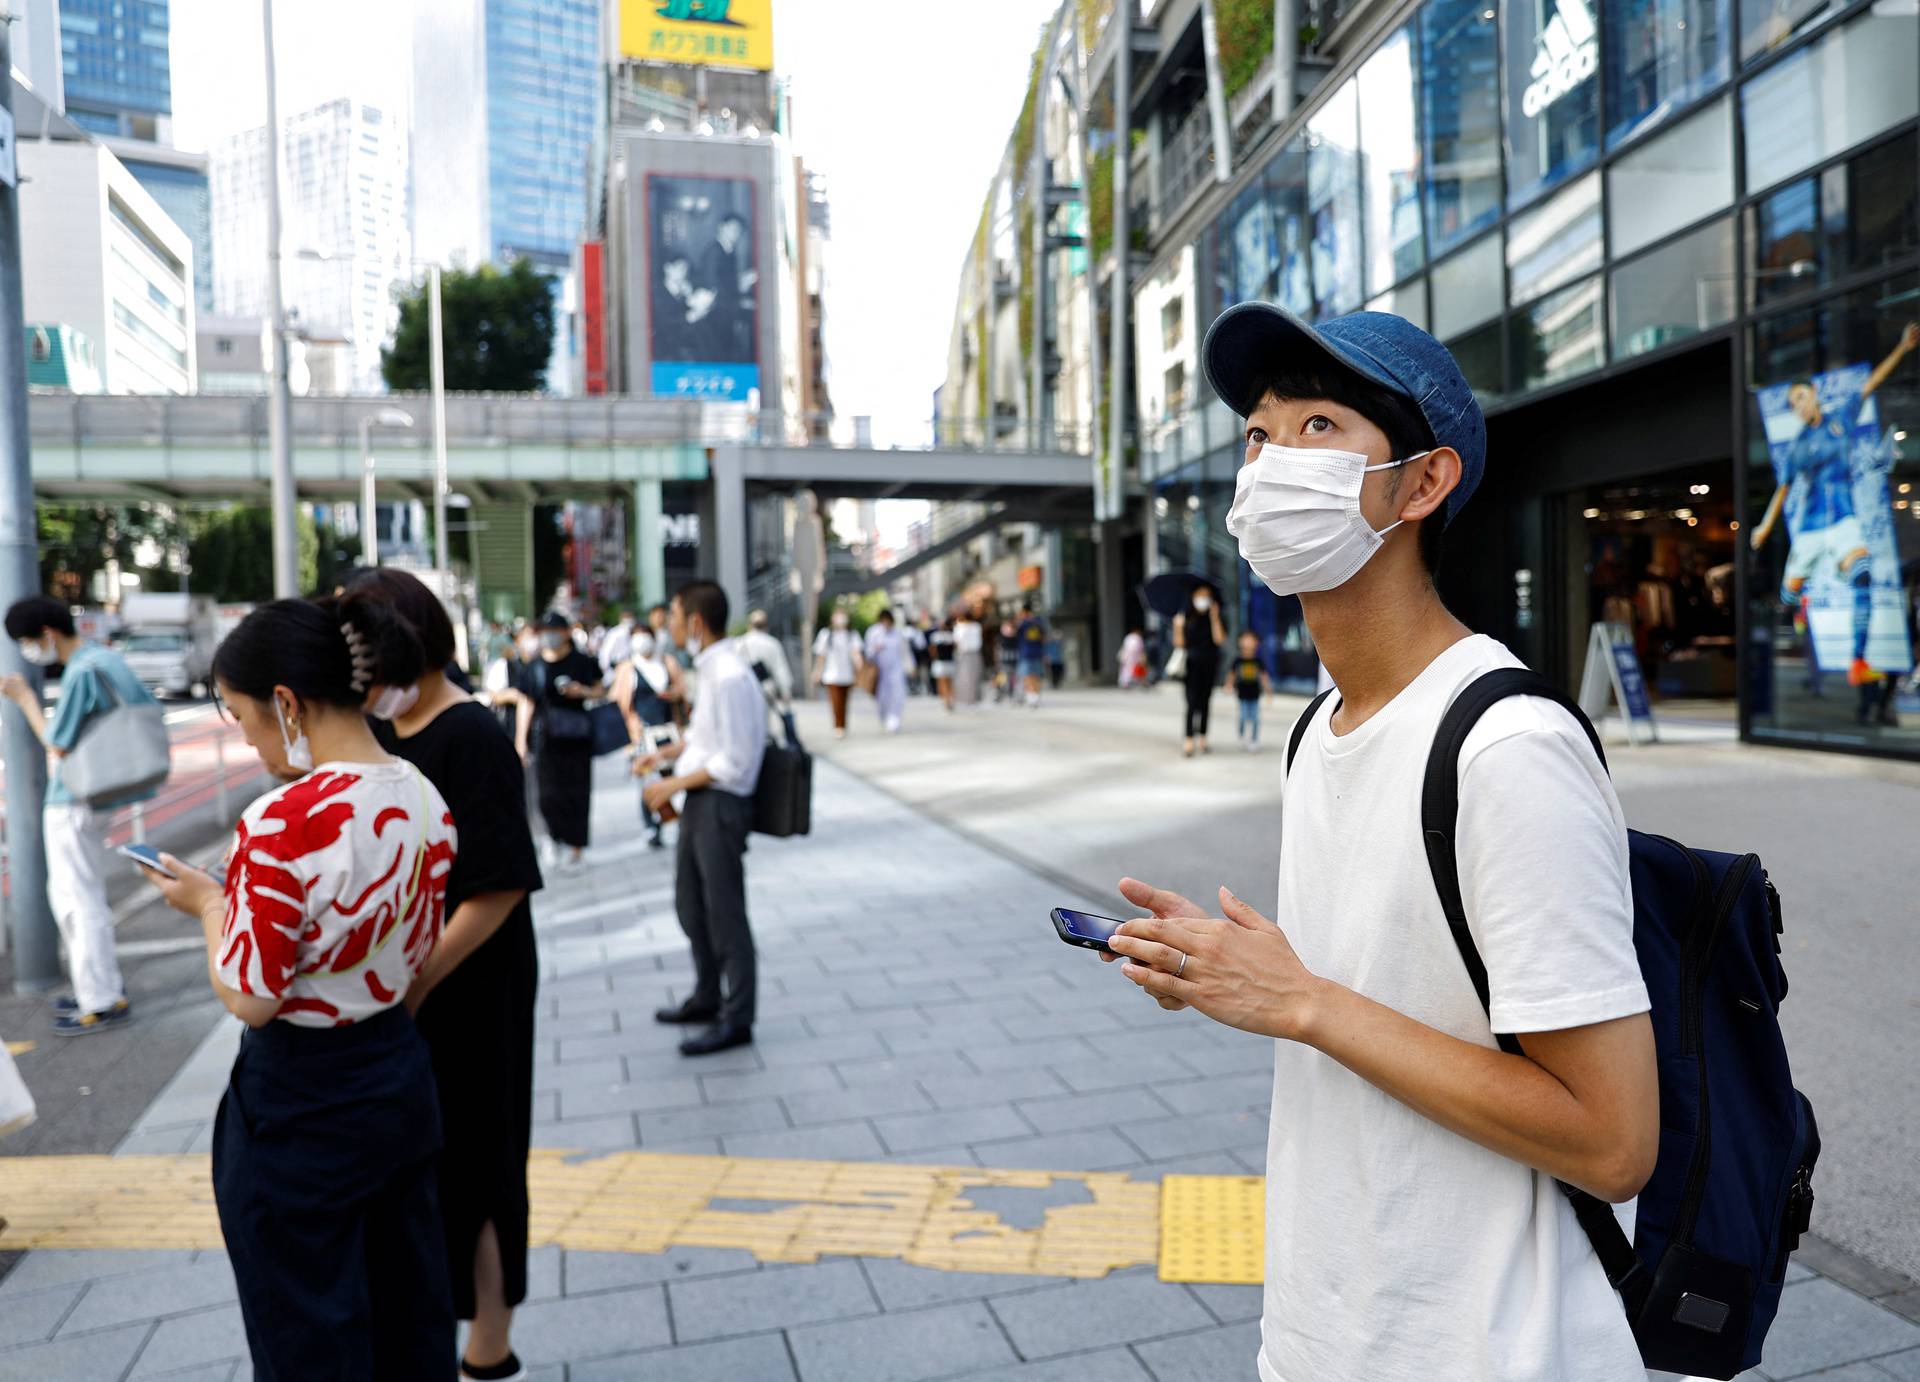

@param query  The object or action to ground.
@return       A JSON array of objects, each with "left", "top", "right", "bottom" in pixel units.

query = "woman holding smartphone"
[
  {"left": 348, "top": 568, "right": 544, "bottom": 1382},
  {"left": 142, "top": 593, "right": 459, "bottom": 1380},
  {"left": 515, "top": 609, "right": 602, "bottom": 867}
]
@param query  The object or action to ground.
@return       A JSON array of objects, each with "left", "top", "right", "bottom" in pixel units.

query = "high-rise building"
[
  {"left": 411, "top": 0, "right": 599, "bottom": 271},
  {"left": 106, "top": 141, "right": 214, "bottom": 315},
  {"left": 58, "top": 0, "right": 172, "bottom": 140},
  {"left": 211, "top": 98, "right": 411, "bottom": 393}
]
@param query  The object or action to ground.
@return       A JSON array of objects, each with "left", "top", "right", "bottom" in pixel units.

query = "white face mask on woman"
[
  {"left": 274, "top": 694, "right": 314, "bottom": 775},
  {"left": 1226, "top": 443, "right": 1428, "bottom": 596},
  {"left": 365, "top": 683, "right": 421, "bottom": 721}
]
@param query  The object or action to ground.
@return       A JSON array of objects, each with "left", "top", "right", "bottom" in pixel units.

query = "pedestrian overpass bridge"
[{"left": 25, "top": 393, "right": 1094, "bottom": 618}]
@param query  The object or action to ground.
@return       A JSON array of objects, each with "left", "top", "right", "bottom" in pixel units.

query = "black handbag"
[
  {"left": 533, "top": 663, "right": 594, "bottom": 745},
  {"left": 752, "top": 689, "right": 812, "bottom": 838},
  {"left": 589, "top": 702, "right": 630, "bottom": 756}
]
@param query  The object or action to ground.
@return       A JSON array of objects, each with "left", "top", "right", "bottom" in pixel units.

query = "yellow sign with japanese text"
[{"left": 621, "top": 0, "right": 774, "bottom": 72}]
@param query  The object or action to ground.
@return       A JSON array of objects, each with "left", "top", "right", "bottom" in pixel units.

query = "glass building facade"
[
  {"left": 1138, "top": 0, "right": 1920, "bottom": 755},
  {"left": 59, "top": 0, "right": 170, "bottom": 137},
  {"left": 122, "top": 158, "right": 213, "bottom": 314},
  {"left": 485, "top": 0, "right": 599, "bottom": 268}
]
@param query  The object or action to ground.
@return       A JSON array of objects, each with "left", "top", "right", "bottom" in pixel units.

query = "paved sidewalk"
[{"left": 0, "top": 737, "right": 1917, "bottom": 1378}]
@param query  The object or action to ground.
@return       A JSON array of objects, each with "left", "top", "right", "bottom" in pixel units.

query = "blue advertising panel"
[
  {"left": 1610, "top": 639, "right": 1654, "bottom": 723},
  {"left": 647, "top": 174, "right": 761, "bottom": 401},
  {"left": 1753, "top": 363, "right": 1916, "bottom": 678}
]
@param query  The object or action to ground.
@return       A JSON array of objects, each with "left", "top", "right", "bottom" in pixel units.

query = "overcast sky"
[{"left": 169, "top": 0, "right": 1059, "bottom": 446}]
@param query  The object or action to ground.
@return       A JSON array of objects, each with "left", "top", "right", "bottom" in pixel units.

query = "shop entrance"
[{"left": 1565, "top": 464, "right": 1739, "bottom": 715}]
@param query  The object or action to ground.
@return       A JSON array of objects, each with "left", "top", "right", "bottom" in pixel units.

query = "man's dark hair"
[
  {"left": 877, "top": 607, "right": 895, "bottom": 623},
  {"left": 1256, "top": 367, "right": 1445, "bottom": 578},
  {"left": 718, "top": 212, "right": 746, "bottom": 233},
  {"left": 675, "top": 580, "right": 729, "bottom": 637},
  {"left": 647, "top": 603, "right": 669, "bottom": 619},
  {"left": 343, "top": 567, "right": 456, "bottom": 671},
  {"left": 1021, "top": 600, "right": 1035, "bottom": 614},
  {"left": 5, "top": 596, "right": 75, "bottom": 641}
]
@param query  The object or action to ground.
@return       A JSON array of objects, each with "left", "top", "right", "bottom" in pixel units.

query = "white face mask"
[
  {"left": 366, "top": 683, "right": 420, "bottom": 721},
  {"left": 1191, "top": 596, "right": 1212, "bottom": 612},
  {"left": 1226, "top": 443, "right": 1428, "bottom": 596},
  {"left": 17, "top": 638, "right": 52, "bottom": 667},
  {"left": 685, "top": 631, "right": 706, "bottom": 657},
  {"left": 274, "top": 695, "right": 314, "bottom": 775}
]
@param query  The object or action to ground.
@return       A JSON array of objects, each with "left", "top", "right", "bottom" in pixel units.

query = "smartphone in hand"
[
  {"left": 1050, "top": 907, "right": 1127, "bottom": 955},
  {"left": 119, "top": 843, "right": 225, "bottom": 886}
]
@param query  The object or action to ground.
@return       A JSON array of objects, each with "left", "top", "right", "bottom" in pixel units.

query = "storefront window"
[
  {"left": 1739, "top": 0, "right": 1842, "bottom": 64},
  {"left": 1420, "top": 0, "right": 1504, "bottom": 256},
  {"left": 1610, "top": 215, "right": 1736, "bottom": 359},
  {"left": 1266, "top": 143, "right": 1315, "bottom": 316},
  {"left": 1448, "top": 321, "right": 1506, "bottom": 398},
  {"left": 1747, "top": 131, "right": 1920, "bottom": 310},
  {"left": 1512, "top": 274, "right": 1605, "bottom": 389},
  {"left": 1368, "top": 277, "right": 1430, "bottom": 330},
  {"left": 1359, "top": 28, "right": 1426, "bottom": 296},
  {"left": 1503, "top": 0, "right": 1602, "bottom": 208},
  {"left": 1431, "top": 230, "right": 1504, "bottom": 338},
  {"left": 1746, "top": 272, "right": 1920, "bottom": 748},
  {"left": 1308, "top": 80, "right": 1364, "bottom": 319},
  {"left": 1603, "top": 0, "right": 1730, "bottom": 149},
  {"left": 1740, "top": 8, "right": 1920, "bottom": 195},
  {"left": 1607, "top": 96, "right": 1734, "bottom": 258},
  {"left": 1507, "top": 172, "right": 1603, "bottom": 306}
]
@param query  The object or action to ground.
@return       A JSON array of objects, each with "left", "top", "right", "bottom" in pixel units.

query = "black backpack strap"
[
  {"left": 1421, "top": 668, "right": 1648, "bottom": 1313},
  {"left": 1285, "top": 688, "right": 1337, "bottom": 774}
]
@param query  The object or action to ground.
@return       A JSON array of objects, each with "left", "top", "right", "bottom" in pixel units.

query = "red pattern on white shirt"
[{"left": 218, "top": 763, "right": 457, "bottom": 1026}]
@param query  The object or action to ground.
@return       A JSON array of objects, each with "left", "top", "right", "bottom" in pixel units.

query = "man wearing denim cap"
[{"left": 1103, "top": 305, "right": 1657, "bottom": 1381}]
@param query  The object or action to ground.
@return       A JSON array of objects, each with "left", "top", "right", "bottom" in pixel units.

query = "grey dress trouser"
[{"left": 674, "top": 787, "right": 757, "bottom": 1027}]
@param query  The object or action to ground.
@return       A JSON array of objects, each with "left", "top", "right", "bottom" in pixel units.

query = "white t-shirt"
[
  {"left": 1263, "top": 635, "right": 1648, "bottom": 1382},
  {"left": 218, "top": 760, "right": 456, "bottom": 1028},
  {"left": 813, "top": 627, "right": 861, "bottom": 686},
  {"left": 953, "top": 620, "right": 983, "bottom": 654}
]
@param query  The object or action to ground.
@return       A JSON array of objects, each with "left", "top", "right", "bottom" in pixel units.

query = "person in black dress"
[
  {"left": 515, "top": 609, "right": 602, "bottom": 867},
  {"left": 1174, "top": 583, "right": 1227, "bottom": 756},
  {"left": 348, "top": 569, "right": 544, "bottom": 1382}
]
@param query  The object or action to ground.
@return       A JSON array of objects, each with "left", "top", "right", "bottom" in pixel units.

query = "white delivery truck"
[{"left": 117, "top": 593, "right": 219, "bottom": 698}]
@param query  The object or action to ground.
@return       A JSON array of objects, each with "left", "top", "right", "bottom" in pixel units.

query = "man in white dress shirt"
[{"left": 638, "top": 581, "right": 768, "bottom": 1056}]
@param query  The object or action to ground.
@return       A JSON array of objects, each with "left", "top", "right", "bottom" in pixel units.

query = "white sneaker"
[{"left": 884, "top": 717, "right": 901, "bottom": 734}]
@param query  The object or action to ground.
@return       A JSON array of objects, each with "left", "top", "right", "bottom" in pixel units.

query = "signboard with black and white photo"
[{"left": 646, "top": 175, "right": 760, "bottom": 400}]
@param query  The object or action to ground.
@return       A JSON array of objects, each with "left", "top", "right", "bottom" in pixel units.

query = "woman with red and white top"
[{"left": 144, "top": 592, "right": 460, "bottom": 1382}]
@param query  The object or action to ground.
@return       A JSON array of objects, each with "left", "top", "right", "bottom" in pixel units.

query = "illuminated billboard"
[{"left": 620, "top": 0, "right": 774, "bottom": 72}]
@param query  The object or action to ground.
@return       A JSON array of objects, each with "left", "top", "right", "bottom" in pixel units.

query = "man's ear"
[{"left": 1396, "top": 447, "right": 1461, "bottom": 525}]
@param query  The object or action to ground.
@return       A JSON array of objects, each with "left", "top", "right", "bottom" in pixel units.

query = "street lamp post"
[
  {"left": 359, "top": 408, "right": 415, "bottom": 567},
  {"left": 430, "top": 264, "right": 450, "bottom": 574},
  {"left": 262, "top": 0, "right": 298, "bottom": 598}
]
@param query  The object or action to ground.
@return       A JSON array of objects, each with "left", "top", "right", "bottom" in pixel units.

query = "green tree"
[
  {"left": 184, "top": 507, "right": 335, "bottom": 601},
  {"left": 36, "top": 503, "right": 183, "bottom": 603},
  {"left": 382, "top": 260, "right": 556, "bottom": 394}
]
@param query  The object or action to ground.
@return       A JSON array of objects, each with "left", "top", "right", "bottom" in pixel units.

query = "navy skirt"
[{"left": 213, "top": 1005, "right": 455, "bottom": 1381}]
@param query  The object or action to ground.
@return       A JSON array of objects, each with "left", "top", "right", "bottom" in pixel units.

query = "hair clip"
[{"left": 341, "top": 620, "right": 375, "bottom": 694}]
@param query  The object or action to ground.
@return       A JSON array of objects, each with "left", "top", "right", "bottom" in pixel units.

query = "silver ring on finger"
[{"left": 1175, "top": 951, "right": 1188, "bottom": 979}]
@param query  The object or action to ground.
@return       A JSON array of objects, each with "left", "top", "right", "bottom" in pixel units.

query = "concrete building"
[
  {"left": 942, "top": 0, "right": 1920, "bottom": 756},
  {"left": 107, "top": 140, "right": 213, "bottom": 316},
  {"left": 24, "top": 324, "right": 105, "bottom": 394},
  {"left": 195, "top": 315, "right": 353, "bottom": 397},
  {"left": 211, "top": 97, "right": 411, "bottom": 393},
  {"left": 56, "top": 0, "right": 171, "bottom": 140},
  {"left": 17, "top": 133, "right": 196, "bottom": 394}
]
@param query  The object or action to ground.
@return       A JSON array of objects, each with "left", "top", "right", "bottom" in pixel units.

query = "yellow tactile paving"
[
  {"left": 5, "top": 1042, "right": 34, "bottom": 1056},
  {"left": 1158, "top": 1174, "right": 1265, "bottom": 1285},
  {"left": 0, "top": 1149, "right": 1248, "bottom": 1280}
]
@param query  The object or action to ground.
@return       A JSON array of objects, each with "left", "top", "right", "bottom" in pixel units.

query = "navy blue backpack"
[{"left": 1288, "top": 668, "right": 1819, "bottom": 1379}]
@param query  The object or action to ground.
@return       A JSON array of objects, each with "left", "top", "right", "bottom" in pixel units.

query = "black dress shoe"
[
  {"left": 679, "top": 1023, "right": 753, "bottom": 1057},
  {"left": 655, "top": 998, "right": 720, "bottom": 1025}
]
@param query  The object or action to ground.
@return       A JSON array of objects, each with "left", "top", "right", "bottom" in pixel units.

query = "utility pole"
[
  {"left": 429, "top": 264, "right": 449, "bottom": 574},
  {"left": 262, "top": 0, "right": 298, "bottom": 597},
  {"left": 0, "top": 5, "right": 61, "bottom": 988}
]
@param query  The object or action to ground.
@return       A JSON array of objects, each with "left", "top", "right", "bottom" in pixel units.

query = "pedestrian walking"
[
  {"left": 598, "top": 608, "right": 637, "bottom": 682},
  {"left": 1118, "top": 628, "right": 1149, "bottom": 688},
  {"left": 347, "top": 570, "right": 545, "bottom": 1382},
  {"left": 514, "top": 611, "right": 603, "bottom": 869},
  {"left": 1227, "top": 630, "right": 1271, "bottom": 751},
  {"left": 811, "top": 609, "right": 863, "bottom": 738},
  {"left": 140, "top": 592, "right": 460, "bottom": 1381},
  {"left": 616, "top": 628, "right": 677, "bottom": 850},
  {"left": 928, "top": 618, "right": 957, "bottom": 711},
  {"left": 1174, "top": 583, "right": 1226, "bottom": 756},
  {"left": 1014, "top": 602, "right": 1048, "bottom": 707},
  {"left": 907, "top": 614, "right": 931, "bottom": 695},
  {"left": 1104, "top": 304, "right": 1657, "bottom": 1382},
  {"left": 1047, "top": 633, "right": 1066, "bottom": 690},
  {"left": 952, "top": 608, "right": 985, "bottom": 704},
  {"left": 864, "top": 607, "right": 910, "bottom": 733},
  {"left": 738, "top": 608, "right": 794, "bottom": 701},
  {"left": 994, "top": 618, "right": 1020, "bottom": 703},
  {"left": 3, "top": 596, "right": 156, "bottom": 1035},
  {"left": 636, "top": 582, "right": 767, "bottom": 1057}
]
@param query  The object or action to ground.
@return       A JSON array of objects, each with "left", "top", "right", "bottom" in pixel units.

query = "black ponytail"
[{"left": 213, "top": 591, "right": 425, "bottom": 708}]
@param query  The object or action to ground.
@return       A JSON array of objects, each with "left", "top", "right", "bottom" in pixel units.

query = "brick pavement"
[{"left": 0, "top": 743, "right": 1916, "bottom": 1379}]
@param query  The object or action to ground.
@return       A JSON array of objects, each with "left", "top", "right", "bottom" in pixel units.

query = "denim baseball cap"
[{"left": 1202, "top": 303, "right": 1487, "bottom": 526}]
